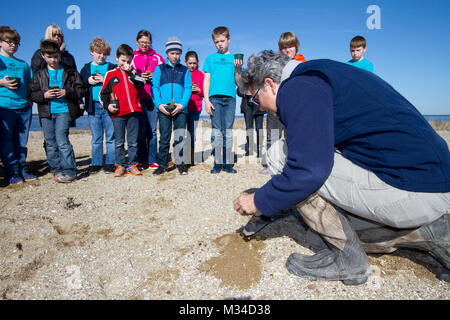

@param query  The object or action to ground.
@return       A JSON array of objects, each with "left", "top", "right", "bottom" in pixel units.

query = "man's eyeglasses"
[
  {"left": 249, "top": 88, "right": 261, "bottom": 106},
  {"left": 2, "top": 40, "right": 20, "bottom": 47}
]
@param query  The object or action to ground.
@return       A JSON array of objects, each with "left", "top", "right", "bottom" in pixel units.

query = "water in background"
[{"left": 29, "top": 114, "right": 449, "bottom": 132}]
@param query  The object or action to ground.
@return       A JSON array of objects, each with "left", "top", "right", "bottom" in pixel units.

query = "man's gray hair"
[{"left": 240, "top": 50, "right": 291, "bottom": 92}]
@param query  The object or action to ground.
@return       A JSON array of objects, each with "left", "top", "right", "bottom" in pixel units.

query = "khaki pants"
[{"left": 266, "top": 139, "right": 450, "bottom": 230}]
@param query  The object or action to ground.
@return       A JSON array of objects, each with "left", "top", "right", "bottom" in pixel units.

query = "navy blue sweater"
[{"left": 255, "top": 59, "right": 450, "bottom": 217}]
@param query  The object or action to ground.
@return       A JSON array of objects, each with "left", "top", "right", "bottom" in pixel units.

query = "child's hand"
[
  {"left": 171, "top": 104, "right": 184, "bottom": 116},
  {"left": 0, "top": 75, "right": 19, "bottom": 90},
  {"left": 192, "top": 83, "right": 200, "bottom": 92},
  {"left": 108, "top": 104, "right": 119, "bottom": 113},
  {"left": 88, "top": 76, "right": 98, "bottom": 85},
  {"left": 205, "top": 100, "right": 215, "bottom": 116},
  {"left": 234, "top": 59, "right": 243, "bottom": 71},
  {"left": 44, "top": 89, "right": 58, "bottom": 99},
  {"left": 142, "top": 72, "right": 153, "bottom": 82},
  {"left": 158, "top": 104, "right": 170, "bottom": 116},
  {"left": 55, "top": 89, "right": 66, "bottom": 98},
  {"left": 95, "top": 74, "right": 104, "bottom": 83}
]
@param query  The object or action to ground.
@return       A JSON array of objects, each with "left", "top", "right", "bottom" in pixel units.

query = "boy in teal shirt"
[
  {"left": 30, "top": 40, "right": 85, "bottom": 183},
  {"left": 0, "top": 26, "right": 35, "bottom": 185},
  {"left": 346, "top": 36, "right": 374, "bottom": 73},
  {"left": 203, "top": 26, "right": 242, "bottom": 173}
]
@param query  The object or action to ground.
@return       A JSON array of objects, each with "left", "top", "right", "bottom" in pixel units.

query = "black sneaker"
[
  {"left": 89, "top": 165, "right": 102, "bottom": 174},
  {"left": 177, "top": 164, "right": 188, "bottom": 175},
  {"left": 103, "top": 164, "right": 116, "bottom": 174},
  {"left": 153, "top": 166, "right": 167, "bottom": 175}
]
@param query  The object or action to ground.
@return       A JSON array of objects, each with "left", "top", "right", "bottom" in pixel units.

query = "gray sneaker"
[{"left": 55, "top": 174, "right": 75, "bottom": 183}]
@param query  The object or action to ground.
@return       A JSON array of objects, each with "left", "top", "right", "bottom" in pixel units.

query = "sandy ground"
[{"left": 0, "top": 119, "right": 449, "bottom": 300}]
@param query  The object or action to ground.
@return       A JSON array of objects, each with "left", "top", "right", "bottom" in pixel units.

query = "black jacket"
[
  {"left": 79, "top": 62, "right": 116, "bottom": 114},
  {"left": 30, "top": 67, "right": 86, "bottom": 121}
]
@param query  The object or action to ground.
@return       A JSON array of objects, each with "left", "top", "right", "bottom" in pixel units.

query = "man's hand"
[{"left": 233, "top": 193, "right": 258, "bottom": 216}]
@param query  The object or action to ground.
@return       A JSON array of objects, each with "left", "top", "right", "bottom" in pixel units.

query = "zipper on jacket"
[{"left": 121, "top": 69, "right": 134, "bottom": 113}]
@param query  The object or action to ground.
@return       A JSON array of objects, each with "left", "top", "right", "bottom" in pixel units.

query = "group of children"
[{"left": 0, "top": 23, "right": 373, "bottom": 185}]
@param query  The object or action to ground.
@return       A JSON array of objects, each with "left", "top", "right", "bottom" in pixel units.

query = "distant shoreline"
[{"left": 29, "top": 114, "right": 450, "bottom": 132}]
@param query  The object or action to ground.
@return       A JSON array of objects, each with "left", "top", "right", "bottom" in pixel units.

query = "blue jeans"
[
  {"left": 0, "top": 106, "right": 32, "bottom": 179},
  {"left": 137, "top": 100, "right": 158, "bottom": 165},
  {"left": 111, "top": 113, "right": 139, "bottom": 167},
  {"left": 187, "top": 111, "right": 201, "bottom": 149},
  {"left": 41, "top": 112, "right": 77, "bottom": 177},
  {"left": 88, "top": 102, "right": 115, "bottom": 166},
  {"left": 157, "top": 111, "right": 187, "bottom": 168},
  {"left": 210, "top": 95, "right": 236, "bottom": 165}
]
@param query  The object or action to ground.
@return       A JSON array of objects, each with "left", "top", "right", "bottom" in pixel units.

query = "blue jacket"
[
  {"left": 255, "top": 59, "right": 450, "bottom": 217},
  {"left": 152, "top": 60, "right": 192, "bottom": 113}
]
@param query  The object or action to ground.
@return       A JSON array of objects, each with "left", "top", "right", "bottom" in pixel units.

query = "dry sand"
[{"left": 0, "top": 119, "right": 449, "bottom": 300}]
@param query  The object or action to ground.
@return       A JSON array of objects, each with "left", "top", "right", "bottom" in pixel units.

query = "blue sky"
[{"left": 2, "top": 0, "right": 450, "bottom": 115}]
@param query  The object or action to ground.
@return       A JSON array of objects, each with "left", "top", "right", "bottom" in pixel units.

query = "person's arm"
[
  {"left": 234, "top": 59, "right": 242, "bottom": 85},
  {"left": 64, "top": 70, "right": 86, "bottom": 102},
  {"left": 29, "top": 72, "right": 46, "bottom": 104},
  {"left": 236, "top": 75, "right": 335, "bottom": 217},
  {"left": 203, "top": 72, "right": 214, "bottom": 116},
  {"left": 99, "top": 71, "right": 113, "bottom": 109},
  {"left": 257, "top": 76, "right": 335, "bottom": 216},
  {"left": 151, "top": 66, "right": 162, "bottom": 109},
  {"left": 181, "top": 70, "right": 192, "bottom": 109},
  {"left": 198, "top": 73, "right": 204, "bottom": 98}
]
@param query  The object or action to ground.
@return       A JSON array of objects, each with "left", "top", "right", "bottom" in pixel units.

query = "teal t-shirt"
[
  {"left": 90, "top": 62, "right": 109, "bottom": 102},
  {"left": 48, "top": 67, "right": 69, "bottom": 114},
  {"left": 0, "top": 54, "right": 31, "bottom": 109},
  {"left": 346, "top": 58, "right": 374, "bottom": 73},
  {"left": 203, "top": 52, "right": 236, "bottom": 98}
]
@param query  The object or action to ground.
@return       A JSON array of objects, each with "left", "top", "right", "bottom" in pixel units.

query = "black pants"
[{"left": 243, "top": 106, "right": 264, "bottom": 157}]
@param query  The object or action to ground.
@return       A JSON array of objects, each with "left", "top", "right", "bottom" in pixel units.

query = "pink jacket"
[
  {"left": 131, "top": 48, "right": 165, "bottom": 101},
  {"left": 188, "top": 69, "right": 204, "bottom": 113}
]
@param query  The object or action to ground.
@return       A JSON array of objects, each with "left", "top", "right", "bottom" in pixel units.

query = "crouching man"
[{"left": 233, "top": 51, "right": 450, "bottom": 285}]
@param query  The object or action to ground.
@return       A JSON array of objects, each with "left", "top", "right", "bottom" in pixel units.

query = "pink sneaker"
[{"left": 149, "top": 163, "right": 159, "bottom": 170}]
